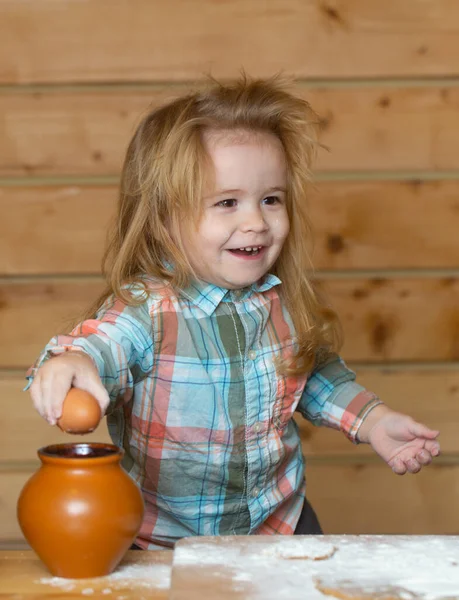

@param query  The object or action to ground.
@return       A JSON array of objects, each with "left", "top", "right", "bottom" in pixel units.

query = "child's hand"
[
  {"left": 358, "top": 406, "right": 440, "bottom": 475},
  {"left": 29, "top": 353, "right": 110, "bottom": 426}
]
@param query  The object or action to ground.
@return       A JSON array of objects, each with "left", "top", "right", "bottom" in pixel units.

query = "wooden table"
[
  {"left": 0, "top": 549, "right": 172, "bottom": 599},
  {"left": 4, "top": 536, "right": 459, "bottom": 599},
  {"left": 170, "top": 535, "right": 459, "bottom": 599}
]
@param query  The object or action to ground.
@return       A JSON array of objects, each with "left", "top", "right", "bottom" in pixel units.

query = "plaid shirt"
[{"left": 27, "top": 274, "right": 380, "bottom": 549}]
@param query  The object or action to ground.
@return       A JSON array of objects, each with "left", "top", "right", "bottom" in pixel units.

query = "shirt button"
[
  {"left": 253, "top": 422, "right": 261, "bottom": 433},
  {"left": 252, "top": 488, "right": 260, "bottom": 498},
  {"left": 248, "top": 350, "right": 257, "bottom": 360},
  {"left": 233, "top": 289, "right": 243, "bottom": 298}
]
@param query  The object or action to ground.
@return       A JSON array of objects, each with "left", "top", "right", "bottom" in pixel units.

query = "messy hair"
[{"left": 87, "top": 74, "right": 342, "bottom": 375}]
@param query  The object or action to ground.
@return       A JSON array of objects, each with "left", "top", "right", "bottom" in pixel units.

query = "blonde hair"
[{"left": 88, "top": 74, "right": 342, "bottom": 375}]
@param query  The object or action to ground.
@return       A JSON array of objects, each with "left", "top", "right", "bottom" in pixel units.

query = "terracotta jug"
[{"left": 17, "top": 442, "right": 144, "bottom": 578}]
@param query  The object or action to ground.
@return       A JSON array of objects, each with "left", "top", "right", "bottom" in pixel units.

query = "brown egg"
[{"left": 57, "top": 388, "right": 102, "bottom": 434}]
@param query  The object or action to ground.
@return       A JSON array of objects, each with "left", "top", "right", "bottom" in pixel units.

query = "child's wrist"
[{"left": 357, "top": 404, "right": 391, "bottom": 443}]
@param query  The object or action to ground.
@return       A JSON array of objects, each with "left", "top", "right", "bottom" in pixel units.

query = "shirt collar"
[{"left": 179, "top": 274, "right": 282, "bottom": 316}]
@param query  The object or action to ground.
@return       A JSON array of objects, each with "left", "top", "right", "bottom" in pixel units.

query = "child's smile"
[
  {"left": 227, "top": 245, "right": 265, "bottom": 258},
  {"left": 181, "top": 129, "right": 290, "bottom": 290}
]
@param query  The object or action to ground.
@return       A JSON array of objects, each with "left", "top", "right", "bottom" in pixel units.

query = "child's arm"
[
  {"left": 297, "top": 352, "right": 440, "bottom": 474},
  {"left": 297, "top": 352, "right": 382, "bottom": 442},
  {"left": 29, "top": 351, "right": 109, "bottom": 426},
  {"left": 356, "top": 405, "right": 440, "bottom": 474},
  {"left": 26, "top": 294, "right": 153, "bottom": 426}
]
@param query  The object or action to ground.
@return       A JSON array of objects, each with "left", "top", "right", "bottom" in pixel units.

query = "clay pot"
[{"left": 17, "top": 442, "right": 144, "bottom": 578}]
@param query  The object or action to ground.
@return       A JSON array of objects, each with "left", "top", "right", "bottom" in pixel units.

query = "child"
[{"left": 27, "top": 75, "right": 440, "bottom": 549}]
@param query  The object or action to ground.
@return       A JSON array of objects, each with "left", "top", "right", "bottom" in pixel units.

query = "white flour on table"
[
  {"left": 37, "top": 562, "right": 171, "bottom": 595},
  {"left": 260, "top": 537, "right": 337, "bottom": 560},
  {"left": 172, "top": 535, "right": 459, "bottom": 599}
]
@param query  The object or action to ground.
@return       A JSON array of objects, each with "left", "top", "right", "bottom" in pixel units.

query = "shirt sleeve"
[
  {"left": 24, "top": 294, "right": 154, "bottom": 413},
  {"left": 296, "top": 352, "right": 382, "bottom": 443}
]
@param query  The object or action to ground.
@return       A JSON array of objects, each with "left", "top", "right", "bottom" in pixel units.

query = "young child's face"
[{"left": 181, "top": 129, "right": 290, "bottom": 290}]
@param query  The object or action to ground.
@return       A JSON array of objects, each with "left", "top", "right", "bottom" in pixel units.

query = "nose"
[{"left": 239, "top": 206, "right": 268, "bottom": 233}]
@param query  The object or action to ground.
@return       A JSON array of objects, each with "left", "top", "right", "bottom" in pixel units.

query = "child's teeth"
[{"left": 234, "top": 246, "right": 262, "bottom": 252}]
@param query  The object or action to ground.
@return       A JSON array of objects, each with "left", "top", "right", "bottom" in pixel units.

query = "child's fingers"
[
  {"left": 30, "top": 372, "right": 63, "bottom": 425},
  {"left": 391, "top": 457, "right": 407, "bottom": 475},
  {"left": 29, "top": 354, "right": 109, "bottom": 426},
  {"left": 37, "top": 377, "right": 53, "bottom": 424},
  {"left": 29, "top": 376, "right": 45, "bottom": 420},
  {"left": 391, "top": 453, "right": 426, "bottom": 474},
  {"left": 91, "top": 385, "right": 110, "bottom": 415},
  {"left": 408, "top": 421, "right": 439, "bottom": 440},
  {"left": 416, "top": 449, "right": 432, "bottom": 466},
  {"left": 40, "top": 374, "right": 71, "bottom": 425},
  {"left": 392, "top": 448, "right": 437, "bottom": 475},
  {"left": 405, "top": 458, "right": 422, "bottom": 474},
  {"left": 424, "top": 438, "right": 441, "bottom": 457}
]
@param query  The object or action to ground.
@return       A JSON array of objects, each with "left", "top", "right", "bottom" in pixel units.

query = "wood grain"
[
  {"left": 3, "top": 369, "right": 457, "bottom": 463},
  {"left": 0, "top": 185, "right": 113, "bottom": 275},
  {"left": 318, "top": 276, "right": 459, "bottom": 362},
  {"left": 3, "top": 85, "right": 459, "bottom": 176},
  {"left": 1, "top": 277, "right": 458, "bottom": 369},
  {"left": 0, "top": 89, "right": 156, "bottom": 176},
  {"left": 309, "top": 180, "right": 459, "bottom": 271},
  {"left": 2, "top": 180, "right": 459, "bottom": 275},
  {"left": 307, "top": 462, "right": 459, "bottom": 535},
  {"left": 0, "top": 549, "right": 172, "bottom": 597},
  {"left": 2, "top": 0, "right": 459, "bottom": 83},
  {"left": 0, "top": 279, "right": 102, "bottom": 370}
]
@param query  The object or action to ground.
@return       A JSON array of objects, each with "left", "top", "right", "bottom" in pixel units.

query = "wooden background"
[{"left": 1, "top": 0, "right": 459, "bottom": 547}]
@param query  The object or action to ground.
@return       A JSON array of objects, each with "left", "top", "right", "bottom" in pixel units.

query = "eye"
[
  {"left": 216, "top": 198, "right": 237, "bottom": 208},
  {"left": 262, "top": 196, "right": 281, "bottom": 205}
]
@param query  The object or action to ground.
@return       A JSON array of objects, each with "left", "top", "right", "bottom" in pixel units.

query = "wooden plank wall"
[{"left": 1, "top": 0, "right": 459, "bottom": 546}]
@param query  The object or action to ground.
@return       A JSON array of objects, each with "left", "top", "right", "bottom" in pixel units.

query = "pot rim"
[{"left": 38, "top": 442, "right": 124, "bottom": 464}]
